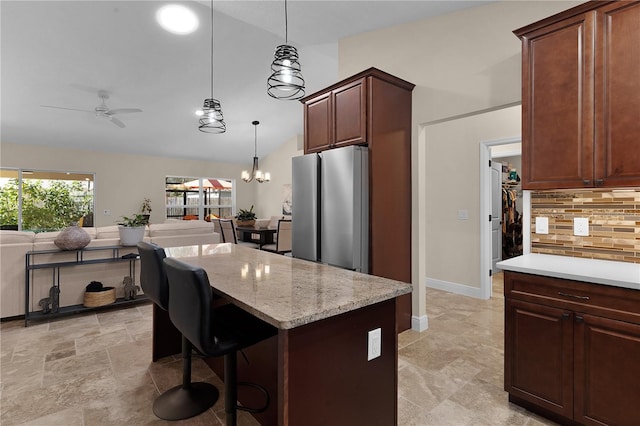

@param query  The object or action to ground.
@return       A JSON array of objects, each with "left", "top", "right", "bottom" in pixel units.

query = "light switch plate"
[
  {"left": 367, "top": 328, "right": 381, "bottom": 361},
  {"left": 535, "top": 217, "right": 549, "bottom": 234},
  {"left": 574, "top": 217, "right": 589, "bottom": 236},
  {"left": 457, "top": 209, "right": 469, "bottom": 220}
]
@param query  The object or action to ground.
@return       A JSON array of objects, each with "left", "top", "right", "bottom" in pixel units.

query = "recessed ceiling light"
[{"left": 156, "top": 4, "right": 199, "bottom": 35}]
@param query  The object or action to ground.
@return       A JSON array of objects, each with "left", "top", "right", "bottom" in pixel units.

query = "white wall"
[
  {"left": 250, "top": 134, "right": 303, "bottom": 219},
  {"left": 338, "top": 1, "right": 581, "bottom": 325},
  {"left": 0, "top": 142, "right": 253, "bottom": 226}
]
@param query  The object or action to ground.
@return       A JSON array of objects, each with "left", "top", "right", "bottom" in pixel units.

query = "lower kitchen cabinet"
[{"left": 504, "top": 271, "right": 640, "bottom": 426}]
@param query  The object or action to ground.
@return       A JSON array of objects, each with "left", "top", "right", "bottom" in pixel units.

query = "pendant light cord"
[
  {"left": 284, "top": 0, "right": 288, "bottom": 44},
  {"left": 210, "top": 0, "right": 214, "bottom": 99}
]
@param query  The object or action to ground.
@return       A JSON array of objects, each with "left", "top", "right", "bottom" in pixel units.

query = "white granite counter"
[
  {"left": 165, "top": 243, "right": 412, "bottom": 329},
  {"left": 497, "top": 253, "right": 640, "bottom": 291}
]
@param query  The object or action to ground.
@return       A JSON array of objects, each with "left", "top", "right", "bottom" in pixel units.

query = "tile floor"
[{"left": 0, "top": 272, "right": 558, "bottom": 425}]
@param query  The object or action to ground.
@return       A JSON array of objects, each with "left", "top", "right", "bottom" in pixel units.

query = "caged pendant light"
[
  {"left": 267, "top": 0, "right": 305, "bottom": 100},
  {"left": 197, "top": 0, "right": 226, "bottom": 133},
  {"left": 242, "top": 121, "right": 270, "bottom": 183}
]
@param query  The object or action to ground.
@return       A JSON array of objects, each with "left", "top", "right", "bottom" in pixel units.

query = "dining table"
[{"left": 151, "top": 243, "right": 412, "bottom": 425}]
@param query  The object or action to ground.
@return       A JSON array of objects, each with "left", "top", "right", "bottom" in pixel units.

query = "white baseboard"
[
  {"left": 411, "top": 315, "right": 428, "bottom": 332},
  {"left": 425, "top": 277, "right": 484, "bottom": 299}
]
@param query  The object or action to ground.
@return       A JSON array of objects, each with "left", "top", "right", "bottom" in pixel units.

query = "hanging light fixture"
[
  {"left": 267, "top": 0, "right": 305, "bottom": 100},
  {"left": 197, "top": 0, "right": 226, "bottom": 133},
  {"left": 242, "top": 121, "right": 270, "bottom": 183}
]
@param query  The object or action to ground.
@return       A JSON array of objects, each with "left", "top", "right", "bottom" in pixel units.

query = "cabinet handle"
[
  {"left": 558, "top": 291, "right": 590, "bottom": 300},
  {"left": 562, "top": 313, "right": 571, "bottom": 320},
  {"left": 583, "top": 179, "right": 591, "bottom": 185},
  {"left": 575, "top": 315, "right": 584, "bottom": 323},
  {"left": 595, "top": 179, "right": 604, "bottom": 186}
]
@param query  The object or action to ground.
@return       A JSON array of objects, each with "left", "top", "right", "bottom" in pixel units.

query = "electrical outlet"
[
  {"left": 535, "top": 217, "right": 549, "bottom": 234},
  {"left": 103, "top": 209, "right": 111, "bottom": 216},
  {"left": 367, "top": 328, "right": 381, "bottom": 361},
  {"left": 574, "top": 217, "right": 589, "bottom": 236}
]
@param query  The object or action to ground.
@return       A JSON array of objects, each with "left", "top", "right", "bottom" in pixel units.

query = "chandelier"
[
  {"left": 242, "top": 121, "right": 270, "bottom": 183},
  {"left": 267, "top": 0, "right": 305, "bottom": 100},
  {"left": 197, "top": 0, "right": 226, "bottom": 133}
]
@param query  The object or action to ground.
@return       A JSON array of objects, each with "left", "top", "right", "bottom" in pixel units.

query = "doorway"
[{"left": 479, "top": 138, "right": 526, "bottom": 299}]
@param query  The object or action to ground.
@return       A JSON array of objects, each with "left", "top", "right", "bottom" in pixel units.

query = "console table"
[{"left": 24, "top": 245, "right": 147, "bottom": 326}]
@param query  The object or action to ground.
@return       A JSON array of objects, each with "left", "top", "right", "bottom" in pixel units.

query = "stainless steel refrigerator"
[{"left": 291, "top": 145, "right": 369, "bottom": 273}]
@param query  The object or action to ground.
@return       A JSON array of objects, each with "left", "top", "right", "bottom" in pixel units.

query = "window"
[
  {"left": 165, "top": 176, "right": 234, "bottom": 221},
  {"left": 0, "top": 169, "right": 95, "bottom": 232}
]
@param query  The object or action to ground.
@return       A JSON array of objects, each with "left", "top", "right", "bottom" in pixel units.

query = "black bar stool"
[
  {"left": 163, "top": 257, "right": 277, "bottom": 426},
  {"left": 137, "top": 242, "right": 219, "bottom": 420}
]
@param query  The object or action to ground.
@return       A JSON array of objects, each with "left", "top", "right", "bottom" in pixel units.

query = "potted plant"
[
  {"left": 235, "top": 205, "right": 257, "bottom": 227},
  {"left": 140, "top": 198, "right": 152, "bottom": 224},
  {"left": 117, "top": 214, "right": 147, "bottom": 246}
]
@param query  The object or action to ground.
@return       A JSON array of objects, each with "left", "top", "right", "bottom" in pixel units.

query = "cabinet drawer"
[{"left": 505, "top": 271, "right": 640, "bottom": 325}]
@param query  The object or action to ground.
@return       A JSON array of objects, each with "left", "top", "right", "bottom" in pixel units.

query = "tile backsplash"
[{"left": 530, "top": 188, "right": 640, "bottom": 263}]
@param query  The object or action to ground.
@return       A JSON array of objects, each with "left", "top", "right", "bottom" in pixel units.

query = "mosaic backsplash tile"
[{"left": 530, "top": 188, "right": 640, "bottom": 264}]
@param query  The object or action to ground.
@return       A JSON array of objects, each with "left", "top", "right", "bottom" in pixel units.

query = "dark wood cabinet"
[
  {"left": 303, "top": 78, "right": 366, "bottom": 153},
  {"left": 505, "top": 298, "right": 574, "bottom": 419},
  {"left": 504, "top": 271, "right": 640, "bottom": 425},
  {"left": 515, "top": 1, "right": 640, "bottom": 189},
  {"left": 301, "top": 68, "right": 415, "bottom": 331}
]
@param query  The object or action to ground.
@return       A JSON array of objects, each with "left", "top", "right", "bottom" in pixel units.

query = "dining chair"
[
  {"left": 163, "top": 257, "right": 277, "bottom": 426},
  {"left": 261, "top": 219, "right": 292, "bottom": 254},
  {"left": 212, "top": 218, "right": 224, "bottom": 242},
  {"left": 219, "top": 219, "right": 258, "bottom": 249}
]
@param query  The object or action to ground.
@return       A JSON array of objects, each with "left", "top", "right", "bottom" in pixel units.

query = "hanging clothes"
[{"left": 502, "top": 186, "right": 522, "bottom": 259}]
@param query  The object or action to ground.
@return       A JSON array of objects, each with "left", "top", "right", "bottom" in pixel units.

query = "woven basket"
[{"left": 83, "top": 287, "right": 116, "bottom": 307}]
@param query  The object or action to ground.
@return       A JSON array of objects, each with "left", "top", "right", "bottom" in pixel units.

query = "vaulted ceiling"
[{"left": 1, "top": 1, "right": 488, "bottom": 164}]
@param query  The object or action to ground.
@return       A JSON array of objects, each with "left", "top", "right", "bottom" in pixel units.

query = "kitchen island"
[
  {"left": 498, "top": 254, "right": 640, "bottom": 426},
  {"left": 154, "top": 243, "right": 412, "bottom": 425}
]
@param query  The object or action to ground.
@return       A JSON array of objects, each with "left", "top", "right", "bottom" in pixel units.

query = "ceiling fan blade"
[
  {"left": 41, "top": 105, "right": 93, "bottom": 113},
  {"left": 109, "top": 117, "right": 126, "bottom": 128},
  {"left": 106, "top": 108, "right": 142, "bottom": 115}
]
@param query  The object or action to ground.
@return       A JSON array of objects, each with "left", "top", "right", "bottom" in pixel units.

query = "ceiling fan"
[{"left": 41, "top": 90, "right": 142, "bottom": 128}]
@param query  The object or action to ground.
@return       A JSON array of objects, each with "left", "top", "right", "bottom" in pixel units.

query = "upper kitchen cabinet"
[
  {"left": 515, "top": 1, "right": 640, "bottom": 190},
  {"left": 301, "top": 69, "right": 413, "bottom": 154}
]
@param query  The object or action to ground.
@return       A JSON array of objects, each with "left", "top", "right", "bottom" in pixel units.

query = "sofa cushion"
[
  {"left": 149, "top": 220, "right": 214, "bottom": 237},
  {"left": 0, "top": 230, "right": 35, "bottom": 244}
]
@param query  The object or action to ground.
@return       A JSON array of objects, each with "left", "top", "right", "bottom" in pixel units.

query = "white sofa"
[{"left": 0, "top": 220, "right": 220, "bottom": 319}]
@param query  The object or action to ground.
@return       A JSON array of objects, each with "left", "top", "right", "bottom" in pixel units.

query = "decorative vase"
[
  {"left": 236, "top": 219, "right": 255, "bottom": 227},
  {"left": 118, "top": 226, "right": 146, "bottom": 246},
  {"left": 54, "top": 225, "right": 91, "bottom": 250}
]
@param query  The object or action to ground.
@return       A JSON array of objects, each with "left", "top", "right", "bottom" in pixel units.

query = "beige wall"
[
  {"left": 424, "top": 105, "right": 521, "bottom": 290},
  {"left": 0, "top": 142, "right": 253, "bottom": 227},
  {"left": 251, "top": 134, "right": 303, "bottom": 219},
  {"left": 338, "top": 1, "right": 581, "bottom": 310}
]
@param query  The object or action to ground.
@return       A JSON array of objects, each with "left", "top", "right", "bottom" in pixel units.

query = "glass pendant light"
[
  {"left": 267, "top": 0, "right": 305, "bottom": 100},
  {"left": 198, "top": 0, "right": 226, "bottom": 133},
  {"left": 242, "top": 121, "right": 271, "bottom": 183}
]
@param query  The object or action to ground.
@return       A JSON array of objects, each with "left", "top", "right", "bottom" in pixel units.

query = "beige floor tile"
[{"left": 0, "top": 278, "right": 564, "bottom": 426}]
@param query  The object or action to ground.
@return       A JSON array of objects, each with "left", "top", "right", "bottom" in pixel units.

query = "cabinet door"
[
  {"left": 520, "top": 12, "right": 595, "bottom": 189},
  {"left": 304, "top": 92, "right": 332, "bottom": 153},
  {"left": 333, "top": 78, "right": 367, "bottom": 148},
  {"left": 574, "top": 314, "right": 640, "bottom": 426},
  {"left": 595, "top": 2, "right": 640, "bottom": 187},
  {"left": 505, "top": 299, "right": 574, "bottom": 419}
]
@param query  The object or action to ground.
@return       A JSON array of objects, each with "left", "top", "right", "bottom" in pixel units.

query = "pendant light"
[
  {"left": 242, "top": 121, "right": 270, "bottom": 183},
  {"left": 197, "top": 0, "right": 226, "bottom": 133},
  {"left": 267, "top": 0, "right": 305, "bottom": 100}
]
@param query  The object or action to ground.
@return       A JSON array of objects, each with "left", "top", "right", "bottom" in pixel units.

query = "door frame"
[{"left": 479, "top": 137, "right": 528, "bottom": 299}]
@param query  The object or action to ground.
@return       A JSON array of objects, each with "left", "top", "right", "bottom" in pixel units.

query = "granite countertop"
[
  {"left": 165, "top": 243, "right": 412, "bottom": 329},
  {"left": 497, "top": 253, "right": 640, "bottom": 291}
]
